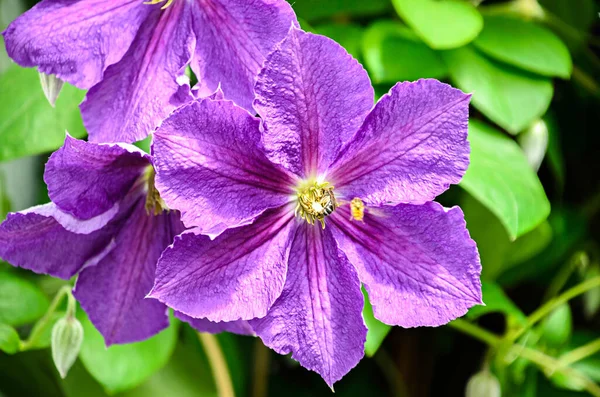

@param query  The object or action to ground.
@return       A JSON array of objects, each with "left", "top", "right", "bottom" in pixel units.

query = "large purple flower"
[
  {"left": 0, "top": 136, "right": 185, "bottom": 345},
  {"left": 2, "top": 0, "right": 297, "bottom": 143},
  {"left": 148, "top": 28, "right": 482, "bottom": 385}
]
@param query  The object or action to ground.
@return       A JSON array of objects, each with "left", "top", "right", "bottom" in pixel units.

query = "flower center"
[
  {"left": 295, "top": 180, "right": 337, "bottom": 228},
  {"left": 144, "top": 166, "right": 168, "bottom": 216}
]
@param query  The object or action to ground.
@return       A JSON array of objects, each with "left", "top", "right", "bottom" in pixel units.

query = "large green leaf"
[
  {"left": 78, "top": 313, "right": 178, "bottom": 394},
  {"left": 0, "top": 323, "right": 20, "bottom": 354},
  {"left": 0, "top": 273, "right": 49, "bottom": 326},
  {"left": 361, "top": 20, "right": 447, "bottom": 83},
  {"left": 474, "top": 15, "right": 571, "bottom": 78},
  {"left": 392, "top": 0, "right": 483, "bottom": 49},
  {"left": 442, "top": 46, "right": 553, "bottom": 134},
  {"left": 315, "top": 23, "right": 363, "bottom": 60},
  {"left": 467, "top": 281, "right": 527, "bottom": 326},
  {"left": 460, "top": 121, "right": 550, "bottom": 239},
  {"left": 362, "top": 288, "right": 391, "bottom": 357},
  {"left": 289, "top": 0, "right": 390, "bottom": 22},
  {"left": 0, "top": 66, "right": 86, "bottom": 162}
]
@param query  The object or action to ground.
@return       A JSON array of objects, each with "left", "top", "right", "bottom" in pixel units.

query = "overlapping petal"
[
  {"left": 190, "top": 0, "right": 297, "bottom": 112},
  {"left": 2, "top": 0, "right": 153, "bottom": 89},
  {"left": 74, "top": 199, "right": 184, "bottom": 345},
  {"left": 153, "top": 99, "right": 295, "bottom": 234},
  {"left": 175, "top": 312, "right": 255, "bottom": 336},
  {"left": 254, "top": 27, "right": 374, "bottom": 177},
  {"left": 330, "top": 202, "right": 482, "bottom": 327},
  {"left": 250, "top": 223, "right": 366, "bottom": 387},
  {"left": 329, "top": 79, "right": 470, "bottom": 206},
  {"left": 149, "top": 207, "right": 296, "bottom": 322},
  {"left": 45, "top": 136, "right": 149, "bottom": 220},
  {"left": 82, "top": 0, "right": 195, "bottom": 143},
  {"left": 0, "top": 203, "right": 117, "bottom": 279}
]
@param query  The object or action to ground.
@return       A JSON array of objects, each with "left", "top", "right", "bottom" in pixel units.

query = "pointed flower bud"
[
  {"left": 466, "top": 370, "right": 501, "bottom": 397},
  {"left": 51, "top": 316, "right": 84, "bottom": 378},
  {"left": 39, "top": 72, "right": 64, "bottom": 107}
]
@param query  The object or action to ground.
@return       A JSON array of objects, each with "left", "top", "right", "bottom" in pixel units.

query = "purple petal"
[
  {"left": 329, "top": 79, "right": 470, "bottom": 206},
  {"left": 82, "top": 1, "right": 195, "bottom": 143},
  {"left": 190, "top": 0, "right": 297, "bottom": 112},
  {"left": 45, "top": 136, "right": 149, "bottom": 220},
  {"left": 74, "top": 200, "right": 185, "bottom": 345},
  {"left": 329, "top": 202, "right": 482, "bottom": 328},
  {"left": 175, "top": 311, "right": 255, "bottom": 336},
  {"left": 149, "top": 207, "right": 295, "bottom": 322},
  {"left": 250, "top": 223, "right": 366, "bottom": 387},
  {"left": 0, "top": 203, "right": 116, "bottom": 279},
  {"left": 153, "top": 99, "right": 294, "bottom": 234},
  {"left": 255, "top": 28, "right": 374, "bottom": 177},
  {"left": 3, "top": 0, "right": 153, "bottom": 89}
]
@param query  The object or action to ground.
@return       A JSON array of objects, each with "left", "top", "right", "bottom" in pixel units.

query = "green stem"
[
  {"left": 543, "top": 252, "right": 587, "bottom": 302},
  {"left": 448, "top": 319, "right": 502, "bottom": 346},
  {"left": 251, "top": 338, "right": 270, "bottom": 397},
  {"left": 198, "top": 333, "right": 235, "bottom": 397},
  {"left": 20, "top": 285, "right": 72, "bottom": 351},
  {"left": 559, "top": 338, "right": 600, "bottom": 368},
  {"left": 508, "top": 276, "right": 600, "bottom": 343}
]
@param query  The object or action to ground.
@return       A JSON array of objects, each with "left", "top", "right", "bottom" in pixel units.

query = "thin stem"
[
  {"left": 543, "top": 252, "right": 586, "bottom": 302},
  {"left": 20, "top": 285, "right": 72, "bottom": 351},
  {"left": 373, "top": 349, "right": 410, "bottom": 397},
  {"left": 448, "top": 319, "right": 502, "bottom": 346},
  {"left": 198, "top": 333, "right": 235, "bottom": 397},
  {"left": 251, "top": 338, "right": 270, "bottom": 397},
  {"left": 559, "top": 338, "right": 600, "bottom": 368},
  {"left": 508, "top": 276, "right": 600, "bottom": 343}
]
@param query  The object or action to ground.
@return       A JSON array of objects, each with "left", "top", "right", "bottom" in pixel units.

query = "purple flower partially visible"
[
  {"left": 0, "top": 136, "right": 186, "bottom": 345},
  {"left": 148, "top": 28, "right": 482, "bottom": 385},
  {"left": 2, "top": 0, "right": 297, "bottom": 143}
]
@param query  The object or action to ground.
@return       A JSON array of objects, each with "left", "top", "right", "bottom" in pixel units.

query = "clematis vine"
[
  {"left": 0, "top": 136, "right": 185, "bottom": 345},
  {"left": 2, "top": 0, "right": 297, "bottom": 143},
  {"left": 148, "top": 28, "right": 483, "bottom": 385}
]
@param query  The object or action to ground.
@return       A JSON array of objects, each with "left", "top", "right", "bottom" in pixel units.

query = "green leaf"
[
  {"left": 467, "top": 281, "right": 527, "bottom": 326},
  {"left": 361, "top": 20, "right": 447, "bottom": 83},
  {"left": 0, "top": 273, "right": 49, "bottom": 326},
  {"left": 290, "top": 0, "right": 390, "bottom": 22},
  {"left": 505, "top": 221, "right": 553, "bottom": 268},
  {"left": 474, "top": 16, "right": 572, "bottom": 78},
  {"left": 0, "top": 171, "right": 11, "bottom": 220},
  {"left": 540, "top": 303, "right": 572, "bottom": 347},
  {"left": 442, "top": 46, "right": 553, "bottom": 134},
  {"left": 78, "top": 313, "right": 178, "bottom": 393},
  {"left": 363, "top": 288, "right": 391, "bottom": 357},
  {"left": 460, "top": 120, "right": 551, "bottom": 239},
  {"left": 539, "top": 0, "right": 595, "bottom": 49},
  {"left": 0, "top": 323, "right": 20, "bottom": 354},
  {"left": 0, "top": 66, "right": 86, "bottom": 162},
  {"left": 315, "top": 23, "right": 363, "bottom": 60},
  {"left": 392, "top": 0, "right": 483, "bottom": 49}
]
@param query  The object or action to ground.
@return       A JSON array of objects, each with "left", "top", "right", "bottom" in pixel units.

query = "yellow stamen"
[
  {"left": 295, "top": 180, "right": 337, "bottom": 229},
  {"left": 143, "top": 0, "right": 174, "bottom": 10},
  {"left": 144, "top": 166, "right": 168, "bottom": 216},
  {"left": 350, "top": 198, "right": 365, "bottom": 222}
]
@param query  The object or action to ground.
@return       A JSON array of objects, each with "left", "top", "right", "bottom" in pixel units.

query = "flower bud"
[
  {"left": 51, "top": 316, "right": 84, "bottom": 378},
  {"left": 39, "top": 72, "right": 64, "bottom": 107},
  {"left": 465, "top": 370, "right": 501, "bottom": 397}
]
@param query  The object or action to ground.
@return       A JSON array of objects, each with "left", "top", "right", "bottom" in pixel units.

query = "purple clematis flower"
[
  {"left": 0, "top": 136, "right": 185, "bottom": 345},
  {"left": 148, "top": 27, "right": 482, "bottom": 385},
  {"left": 3, "top": 0, "right": 297, "bottom": 143}
]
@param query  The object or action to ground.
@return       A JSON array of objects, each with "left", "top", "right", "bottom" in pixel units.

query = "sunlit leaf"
[
  {"left": 0, "top": 323, "right": 20, "bottom": 354},
  {"left": 540, "top": 304, "right": 572, "bottom": 347},
  {"left": 461, "top": 121, "right": 551, "bottom": 239},
  {"left": 442, "top": 46, "right": 553, "bottom": 134},
  {"left": 474, "top": 16, "right": 572, "bottom": 78},
  {"left": 0, "top": 273, "right": 49, "bottom": 326},
  {"left": 78, "top": 313, "right": 178, "bottom": 394},
  {"left": 0, "top": 66, "right": 86, "bottom": 162},
  {"left": 392, "top": 0, "right": 483, "bottom": 49},
  {"left": 315, "top": 23, "right": 363, "bottom": 60},
  {"left": 361, "top": 20, "right": 447, "bottom": 83}
]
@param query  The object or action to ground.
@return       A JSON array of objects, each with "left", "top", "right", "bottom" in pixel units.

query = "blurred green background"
[{"left": 1, "top": 0, "right": 600, "bottom": 396}]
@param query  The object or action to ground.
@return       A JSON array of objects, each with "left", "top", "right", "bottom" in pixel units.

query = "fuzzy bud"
[
  {"left": 39, "top": 72, "right": 65, "bottom": 107},
  {"left": 465, "top": 370, "right": 501, "bottom": 397},
  {"left": 51, "top": 316, "right": 84, "bottom": 378}
]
